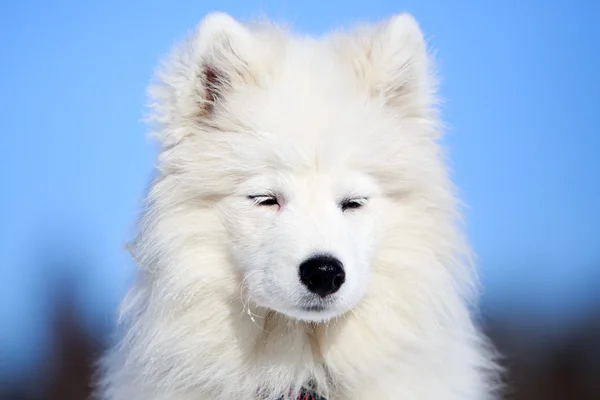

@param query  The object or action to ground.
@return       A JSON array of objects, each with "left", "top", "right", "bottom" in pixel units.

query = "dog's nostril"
[
  {"left": 332, "top": 274, "right": 344, "bottom": 290},
  {"left": 299, "top": 255, "right": 346, "bottom": 298}
]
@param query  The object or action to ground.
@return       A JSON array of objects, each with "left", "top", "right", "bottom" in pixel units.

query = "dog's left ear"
[{"left": 340, "top": 14, "right": 435, "bottom": 118}]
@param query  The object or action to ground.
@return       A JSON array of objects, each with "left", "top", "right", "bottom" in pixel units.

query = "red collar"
[
  {"left": 277, "top": 387, "right": 327, "bottom": 400},
  {"left": 293, "top": 389, "right": 326, "bottom": 400}
]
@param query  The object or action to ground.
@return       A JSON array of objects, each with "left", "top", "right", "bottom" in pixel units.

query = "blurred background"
[{"left": 1, "top": 1, "right": 599, "bottom": 399}]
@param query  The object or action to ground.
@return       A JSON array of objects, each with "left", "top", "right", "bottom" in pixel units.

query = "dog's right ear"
[{"left": 148, "top": 12, "right": 263, "bottom": 147}]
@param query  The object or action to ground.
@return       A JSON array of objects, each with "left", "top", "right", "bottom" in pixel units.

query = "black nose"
[{"left": 299, "top": 255, "right": 345, "bottom": 298}]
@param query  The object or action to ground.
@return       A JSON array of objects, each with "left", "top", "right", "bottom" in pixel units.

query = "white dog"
[{"left": 95, "top": 12, "right": 500, "bottom": 400}]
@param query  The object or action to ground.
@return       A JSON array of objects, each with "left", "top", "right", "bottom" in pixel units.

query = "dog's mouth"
[
  {"left": 301, "top": 304, "right": 326, "bottom": 312},
  {"left": 297, "top": 296, "right": 335, "bottom": 313},
  {"left": 252, "top": 291, "right": 348, "bottom": 322}
]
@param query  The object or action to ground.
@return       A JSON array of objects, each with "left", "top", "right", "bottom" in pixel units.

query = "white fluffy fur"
[{"left": 95, "top": 12, "right": 501, "bottom": 400}]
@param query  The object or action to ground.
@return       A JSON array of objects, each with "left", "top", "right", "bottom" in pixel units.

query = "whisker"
[{"left": 237, "top": 271, "right": 274, "bottom": 333}]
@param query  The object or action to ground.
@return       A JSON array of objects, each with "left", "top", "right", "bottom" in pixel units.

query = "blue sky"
[{"left": 1, "top": 0, "right": 599, "bottom": 379}]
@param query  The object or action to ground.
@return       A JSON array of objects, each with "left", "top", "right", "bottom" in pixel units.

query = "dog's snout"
[{"left": 299, "top": 255, "right": 345, "bottom": 297}]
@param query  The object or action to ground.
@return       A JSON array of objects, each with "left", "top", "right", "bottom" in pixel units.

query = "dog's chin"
[
  {"left": 278, "top": 305, "right": 345, "bottom": 322},
  {"left": 258, "top": 298, "right": 355, "bottom": 322}
]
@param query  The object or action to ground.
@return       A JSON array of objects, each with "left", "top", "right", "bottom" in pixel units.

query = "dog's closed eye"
[
  {"left": 248, "top": 195, "right": 279, "bottom": 207},
  {"left": 340, "top": 197, "right": 368, "bottom": 212}
]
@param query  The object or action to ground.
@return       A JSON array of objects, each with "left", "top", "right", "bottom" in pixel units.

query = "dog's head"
[{"left": 146, "top": 13, "right": 450, "bottom": 322}]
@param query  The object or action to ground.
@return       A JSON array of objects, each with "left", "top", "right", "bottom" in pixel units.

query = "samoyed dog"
[{"left": 96, "top": 12, "right": 500, "bottom": 400}]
